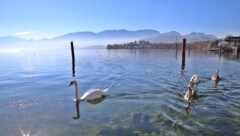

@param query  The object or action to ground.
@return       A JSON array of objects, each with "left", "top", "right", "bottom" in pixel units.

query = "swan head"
[
  {"left": 216, "top": 69, "right": 219, "bottom": 73},
  {"left": 69, "top": 80, "right": 78, "bottom": 86},
  {"left": 189, "top": 77, "right": 194, "bottom": 83}
]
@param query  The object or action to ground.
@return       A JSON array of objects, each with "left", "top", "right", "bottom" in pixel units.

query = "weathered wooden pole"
[
  {"left": 219, "top": 46, "right": 222, "bottom": 56},
  {"left": 71, "top": 41, "right": 75, "bottom": 77},
  {"left": 188, "top": 43, "right": 190, "bottom": 56},
  {"left": 237, "top": 41, "right": 239, "bottom": 53},
  {"left": 182, "top": 39, "right": 186, "bottom": 68},
  {"left": 234, "top": 43, "right": 238, "bottom": 58},
  {"left": 175, "top": 37, "right": 178, "bottom": 59}
]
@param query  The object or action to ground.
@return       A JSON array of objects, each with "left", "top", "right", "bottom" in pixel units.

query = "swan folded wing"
[
  {"left": 184, "top": 90, "right": 190, "bottom": 101},
  {"left": 81, "top": 89, "right": 106, "bottom": 100},
  {"left": 211, "top": 74, "right": 219, "bottom": 81}
]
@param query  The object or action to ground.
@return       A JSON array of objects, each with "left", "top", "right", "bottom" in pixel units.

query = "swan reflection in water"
[{"left": 72, "top": 97, "right": 106, "bottom": 120}]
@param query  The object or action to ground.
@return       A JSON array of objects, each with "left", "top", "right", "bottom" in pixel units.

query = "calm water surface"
[{"left": 0, "top": 49, "right": 240, "bottom": 136}]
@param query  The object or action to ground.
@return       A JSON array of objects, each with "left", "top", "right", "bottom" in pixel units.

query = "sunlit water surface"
[{"left": 0, "top": 49, "right": 240, "bottom": 136}]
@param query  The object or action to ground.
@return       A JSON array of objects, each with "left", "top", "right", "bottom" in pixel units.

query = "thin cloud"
[{"left": 16, "top": 31, "right": 36, "bottom": 36}]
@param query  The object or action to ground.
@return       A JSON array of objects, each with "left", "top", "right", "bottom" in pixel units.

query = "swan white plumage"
[
  {"left": 184, "top": 82, "right": 197, "bottom": 102},
  {"left": 189, "top": 74, "right": 200, "bottom": 84},
  {"left": 69, "top": 80, "right": 108, "bottom": 101},
  {"left": 184, "top": 79, "right": 197, "bottom": 108},
  {"left": 211, "top": 69, "right": 220, "bottom": 81}
]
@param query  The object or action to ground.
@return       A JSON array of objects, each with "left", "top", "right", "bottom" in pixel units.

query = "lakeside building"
[
  {"left": 218, "top": 36, "right": 240, "bottom": 52},
  {"left": 225, "top": 36, "right": 240, "bottom": 46}
]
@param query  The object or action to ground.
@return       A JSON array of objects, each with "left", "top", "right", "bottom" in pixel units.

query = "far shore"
[{"left": 107, "top": 40, "right": 216, "bottom": 50}]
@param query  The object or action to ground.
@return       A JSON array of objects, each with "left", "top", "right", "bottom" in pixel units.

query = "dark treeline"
[{"left": 107, "top": 40, "right": 216, "bottom": 50}]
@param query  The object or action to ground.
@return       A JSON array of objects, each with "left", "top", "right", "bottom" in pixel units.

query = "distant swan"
[
  {"left": 190, "top": 74, "right": 200, "bottom": 84},
  {"left": 211, "top": 69, "right": 220, "bottom": 81},
  {"left": 69, "top": 80, "right": 108, "bottom": 101}
]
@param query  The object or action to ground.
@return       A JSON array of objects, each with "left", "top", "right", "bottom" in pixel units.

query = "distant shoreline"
[{"left": 107, "top": 40, "right": 215, "bottom": 50}]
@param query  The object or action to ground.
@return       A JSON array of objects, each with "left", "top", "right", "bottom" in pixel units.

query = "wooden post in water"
[
  {"left": 175, "top": 37, "right": 178, "bottom": 59},
  {"left": 182, "top": 39, "right": 186, "bottom": 68},
  {"left": 188, "top": 43, "right": 190, "bottom": 56},
  {"left": 234, "top": 43, "right": 238, "bottom": 58},
  {"left": 71, "top": 41, "right": 75, "bottom": 77},
  {"left": 237, "top": 41, "right": 239, "bottom": 53},
  {"left": 219, "top": 46, "right": 222, "bottom": 57}
]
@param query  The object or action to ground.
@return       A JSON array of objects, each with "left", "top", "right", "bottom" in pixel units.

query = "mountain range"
[
  {"left": 0, "top": 36, "right": 26, "bottom": 45},
  {"left": 0, "top": 29, "right": 218, "bottom": 48},
  {"left": 146, "top": 31, "right": 218, "bottom": 43},
  {"left": 54, "top": 29, "right": 160, "bottom": 40}
]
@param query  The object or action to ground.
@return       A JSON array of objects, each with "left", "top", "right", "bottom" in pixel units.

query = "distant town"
[
  {"left": 107, "top": 40, "right": 215, "bottom": 50},
  {"left": 107, "top": 37, "right": 240, "bottom": 53}
]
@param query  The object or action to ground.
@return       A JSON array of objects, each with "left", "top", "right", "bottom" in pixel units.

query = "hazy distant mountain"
[
  {"left": 146, "top": 31, "right": 218, "bottom": 43},
  {"left": 185, "top": 32, "right": 218, "bottom": 42},
  {"left": 54, "top": 29, "right": 218, "bottom": 43},
  {"left": 53, "top": 29, "right": 160, "bottom": 41},
  {"left": 54, "top": 31, "right": 97, "bottom": 40},
  {"left": 147, "top": 31, "right": 181, "bottom": 43},
  {"left": 0, "top": 36, "right": 26, "bottom": 45},
  {"left": 162, "top": 31, "right": 182, "bottom": 36},
  {"left": 0, "top": 30, "right": 218, "bottom": 48},
  {"left": 98, "top": 29, "right": 160, "bottom": 39}
]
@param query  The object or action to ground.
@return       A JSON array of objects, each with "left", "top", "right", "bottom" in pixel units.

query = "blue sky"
[{"left": 0, "top": 0, "right": 240, "bottom": 39}]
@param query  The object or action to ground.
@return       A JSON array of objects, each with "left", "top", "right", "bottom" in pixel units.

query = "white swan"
[
  {"left": 184, "top": 74, "right": 198, "bottom": 102},
  {"left": 184, "top": 83, "right": 197, "bottom": 101},
  {"left": 189, "top": 74, "right": 200, "bottom": 84},
  {"left": 69, "top": 80, "right": 108, "bottom": 101},
  {"left": 183, "top": 82, "right": 197, "bottom": 108},
  {"left": 211, "top": 69, "right": 220, "bottom": 81}
]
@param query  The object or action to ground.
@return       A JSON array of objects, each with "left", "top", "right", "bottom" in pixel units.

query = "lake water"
[{"left": 0, "top": 49, "right": 240, "bottom": 136}]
